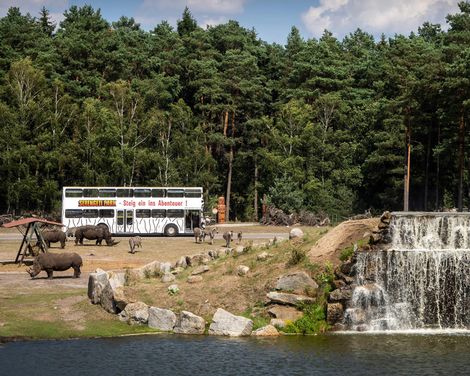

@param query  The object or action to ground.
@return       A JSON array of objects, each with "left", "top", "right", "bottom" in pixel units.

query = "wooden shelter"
[{"left": 2, "top": 218, "right": 64, "bottom": 264}]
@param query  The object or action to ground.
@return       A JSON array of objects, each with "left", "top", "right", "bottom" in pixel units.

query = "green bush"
[
  {"left": 287, "top": 247, "right": 306, "bottom": 266},
  {"left": 283, "top": 303, "right": 329, "bottom": 334}
]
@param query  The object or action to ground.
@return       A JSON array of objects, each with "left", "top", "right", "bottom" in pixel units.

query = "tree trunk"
[
  {"left": 403, "top": 109, "right": 411, "bottom": 212},
  {"left": 225, "top": 112, "right": 235, "bottom": 221},
  {"left": 435, "top": 121, "right": 440, "bottom": 210},
  {"left": 424, "top": 122, "right": 432, "bottom": 211},
  {"left": 254, "top": 157, "right": 258, "bottom": 221},
  {"left": 457, "top": 110, "right": 465, "bottom": 211}
]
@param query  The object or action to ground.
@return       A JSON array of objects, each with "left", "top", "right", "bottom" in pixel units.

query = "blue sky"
[{"left": 0, "top": 1, "right": 461, "bottom": 43}]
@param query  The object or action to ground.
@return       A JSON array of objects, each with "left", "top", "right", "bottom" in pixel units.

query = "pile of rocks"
[
  {"left": 265, "top": 271, "right": 319, "bottom": 328},
  {"left": 369, "top": 211, "right": 392, "bottom": 245}
]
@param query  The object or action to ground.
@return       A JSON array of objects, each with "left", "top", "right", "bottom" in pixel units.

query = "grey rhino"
[
  {"left": 27, "top": 252, "right": 83, "bottom": 279},
  {"left": 75, "top": 225, "right": 118, "bottom": 246},
  {"left": 42, "top": 229, "right": 66, "bottom": 248}
]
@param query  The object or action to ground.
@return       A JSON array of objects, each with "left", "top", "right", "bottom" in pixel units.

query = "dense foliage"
[{"left": 0, "top": 3, "right": 469, "bottom": 220}]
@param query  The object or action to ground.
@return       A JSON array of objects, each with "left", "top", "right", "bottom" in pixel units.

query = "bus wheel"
[{"left": 164, "top": 224, "right": 178, "bottom": 237}]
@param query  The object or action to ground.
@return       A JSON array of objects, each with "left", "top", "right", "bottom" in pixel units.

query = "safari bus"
[{"left": 61, "top": 186, "right": 204, "bottom": 236}]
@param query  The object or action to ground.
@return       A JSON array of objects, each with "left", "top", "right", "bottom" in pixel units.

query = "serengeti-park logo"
[{"left": 78, "top": 200, "right": 116, "bottom": 207}]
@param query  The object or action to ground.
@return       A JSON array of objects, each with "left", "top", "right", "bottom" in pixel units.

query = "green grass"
[{"left": 282, "top": 302, "right": 329, "bottom": 335}]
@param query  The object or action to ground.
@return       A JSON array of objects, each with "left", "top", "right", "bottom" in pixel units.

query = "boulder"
[
  {"left": 257, "top": 251, "right": 271, "bottom": 261},
  {"left": 327, "top": 303, "right": 344, "bottom": 325},
  {"left": 252, "top": 325, "right": 279, "bottom": 336},
  {"left": 161, "top": 273, "right": 176, "bottom": 283},
  {"left": 88, "top": 270, "right": 122, "bottom": 313},
  {"left": 107, "top": 271, "right": 126, "bottom": 289},
  {"left": 266, "top": 292, "right": 315, "bottom": 306},
  {"left": 208, "top": 308, "right": 253, "bottom": 336},
  {"left": 187, "top": 275, "right": 203, "bottom": 283},
  {"left": 208, "top": 250, "right": 218, "bottom": 259},
  {"left": 237, "top": 265, "right": 250, "bottom": 276},
  {"left": 191, "top": 265, "right": 210, "bottom": 275},
  {"left": 139, "top": 261, "right": 162, "bottom": 278},
  {"left": 148, "top": 307, "right": 177, "bottom": 331},
  {"left": 160, "top": 262, "right": 172, "bottom": 274},
  {"left": 173, "top": 311, "right": 205, "bottom": 334},
  {"left": 289, "top": 228, "right": 304, "bottom": 240},
  {"left": 119, "top": 302, "right": 149, "bottom": 325},
  {"left": 187, "top": 253, "right": 211, "bottom": 266},
  {"left": 275, "top": 272, "right": 318, "bottom": 295},
  {"left": 267, "top": 305, "right": 303, "bottom": 322},
  {"left": 235, "top": 246, "right": 245, "bottom": 255},
  {"left": 176, "top": 256, "right": 187, "bottom": 269},
  {"left": 270, "top": 318, "right": 286, "bottom": 328},
  {"left": 329, "top": 287, "right": 352, "bottom": 303},
  {"left": 113, "top": 286, "right": 132, "bottom": 312}
]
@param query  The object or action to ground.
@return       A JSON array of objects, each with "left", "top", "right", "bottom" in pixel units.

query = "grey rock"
[
  {"left": 235, "top": 246, "right": 245, "bottom": 255},
  {"left": 176, "top": 256, "right": 187, "bottom": 269},
  {"left": 275, "top": 272, "right": 318, "bottom": 295},
  {"left": 237, "top": 265, "right": 250, "bottom": 276},
  {"left": 251, "top": 325, "right": 279, "bottom": 336},
  {"left": 148, "top": 307, "right": 177, "bottom": 331},
  {"left": 161, "top": 273, "right": 176, "bottom": 283},
  {"left": 329, "top": 287, "right": 352, "bottom": 302},
  {"left": 257, "top": 251, "right": 271, "bottom": 261},
  {"left": 173, "top": 311, "right": 205, "bottom": 334},
  {"left": 327, "top": 303, "right": 344, "bottom": 325},
  {"left": 160, "top": 262, "right": 172, "bottom": 274},
  {"left": 266, "top": 292, "right": 315, "bottom": 306},
  {"left": 119, "top": 301, "right": 149, "bottom": 325},
  {"left": 191, "top": 265, "right": 210, "bottom": 275},
  {"left": 208, "top": 308, "right": 253, "bottom": 336},
  {"left": 270, "top": 318, "right": 286, "bottom": 328},
  {"left": 187, "top": 275, "right": 203, "bottom": 283},
  {"left": 289, "top": 228, "right": 304, "bottom": 239},
  {"left": 267, "top": 305, "right": 303, "bottom": 321}
]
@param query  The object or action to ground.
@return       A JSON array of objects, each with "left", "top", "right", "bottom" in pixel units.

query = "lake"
[{"left": 1, "top": 332, "right": 469, "bottom": 375}]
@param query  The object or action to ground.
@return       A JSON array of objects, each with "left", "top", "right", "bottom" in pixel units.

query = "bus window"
[
  {"left": 82, "top": 209, "right": 99, "bottom": 218},
  {"left": 117, "top": 189, "right": 133, "bottom": 197},
  {"left": 65, "top": 189, "right": 82, "bottom": 198},
  {"left": 117, "top": 210, "right": 124, "bottom": 225},
  {"left": 185, "top": 189, "right": 202, "bottom": 198},
  {"left": 65, "top": 209, "right": 82, "bottom": 218},
  {"left": 99, "top": 209, "right": 114, "bottom": 218},
  {"left": 127, "top": 210, "right": 133, "bottom": 225},
  {"left": 167, "top": 209, "right": 184, "bottom": 218},
  {"left": 167, "top": 189, "right": 184, "bottom": 198},
  {"left": 151, "top": 189, "right": 165, "bottom": 198},
  {"left": 99, "top": 189, "right": 116, "bottom": 197},
  {"left": 83, "top": 188, "right": 99, "bottom": 197},
  {"left": 136, "top": 209, "right": 151, "bottom": 218},
  {"left": 152, "top": 209, "right": 166, "bottom": 218},
  {"left": 134, "top": 189, "right": 151, "bottom": 198}
]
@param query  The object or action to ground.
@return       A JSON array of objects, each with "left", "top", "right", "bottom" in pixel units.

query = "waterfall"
[{"left": 345, "top": 213, "right": 470, "bottom": 331}]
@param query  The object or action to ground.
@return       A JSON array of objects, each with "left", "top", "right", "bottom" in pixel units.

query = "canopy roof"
[{"left": 2, "top": 217, "right": 63, "bottom": 228}]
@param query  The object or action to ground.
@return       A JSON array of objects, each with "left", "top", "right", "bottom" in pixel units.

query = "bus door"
[
  {"left": 117, "top": 209, "right": 134, "bottom": 233},
  {"left": 185, "top": 210, "right": 201, "bottom": 231}
]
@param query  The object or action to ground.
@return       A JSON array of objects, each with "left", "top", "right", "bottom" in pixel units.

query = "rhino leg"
[
  {"left": 73, "top": 266, "right": 81, "bottom": 278},
  {"left": 46, "top": 269, "right": 53, "bottom": 279},
  {"left": 60, "top": 241, "right": 65, "bottom": 249}
]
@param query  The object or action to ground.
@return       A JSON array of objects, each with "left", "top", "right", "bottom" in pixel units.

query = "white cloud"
[
  {"left": 301, "top": 0, "right": 459, "bottom": 38},
  {"left": 200, "top": 15, "right": 226, "bottom": 29}
]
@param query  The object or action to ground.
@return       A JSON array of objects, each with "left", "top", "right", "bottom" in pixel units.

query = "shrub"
[
  {"left": 287, "top": 247, "right": 306, "bottom": 266},
  {"left": 283, "top": 302, "right": 329, "bottom": 334}
]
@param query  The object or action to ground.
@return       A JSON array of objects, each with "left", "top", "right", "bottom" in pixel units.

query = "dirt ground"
[{"left": 308, "top": 218, "right": 379, "bottom": 264}]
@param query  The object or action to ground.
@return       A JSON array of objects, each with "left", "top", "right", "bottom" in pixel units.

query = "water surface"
[{"left": 1, "top": 333, "right": 469, "bottom": 375}]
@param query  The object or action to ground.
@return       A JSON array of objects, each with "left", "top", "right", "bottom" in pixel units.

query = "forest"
[{"left": 0, "top": 2, "right": 469, "bottom": 221}]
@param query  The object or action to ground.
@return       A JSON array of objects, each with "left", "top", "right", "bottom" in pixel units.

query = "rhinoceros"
[
  {"left": 42, "top": 229, "right": 66, "bottom": 248},
  {"left": 27, "top": 252, "right": 83, "bottom": 279},
  {"left": 75, "top": 225, "right": 118, "bottom": 246}
]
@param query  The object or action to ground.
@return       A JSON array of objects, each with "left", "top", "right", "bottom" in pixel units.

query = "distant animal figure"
[
  {"left": 42, "top": 229, "right": 67, "bottom": 249},
  {"left": 237, "top": 232, "right": 243, "bottom": 244},
  {"left": 66, "top": 227, "right": 77, "bottom": 238},
  {"left": 223, "top": 231, "right": 234, "bottom": 248},
  {"left": 75, "top": 225, "right": 118, "bottom": 246},
  {"left": 207, "top": 227, "right": 218, "bottom": 245},
  {"left": 193, "top": 227, "right": 205, "bottom": 243},
  {"left": 27, "top": 252, "right": 83, "bottom": 279},
  {"left": 129, "top": 236, "right": 142, "bottom": 254}
]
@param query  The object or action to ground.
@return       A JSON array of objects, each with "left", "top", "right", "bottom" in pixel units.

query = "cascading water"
[{"left": 345, "top": 213, "right": 470, "bottom": 331}]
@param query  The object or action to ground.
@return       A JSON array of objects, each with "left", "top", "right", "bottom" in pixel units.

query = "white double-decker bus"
[{"left": 61, "top": 186, "right": 204, "bottom": 236}]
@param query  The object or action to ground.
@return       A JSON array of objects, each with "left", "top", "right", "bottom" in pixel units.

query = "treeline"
[{"left": 0, "top": 3, "right": 469, "bottom": 220}]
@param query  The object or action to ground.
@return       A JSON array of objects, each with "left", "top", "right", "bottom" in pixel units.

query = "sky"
[{"left": 0, "top": 0, "right": 462, "bottom": 43}]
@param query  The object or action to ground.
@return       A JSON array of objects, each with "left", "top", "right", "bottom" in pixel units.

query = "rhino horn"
[{"left": 110, "top": 240, "right": 120, "bottom": 246}]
